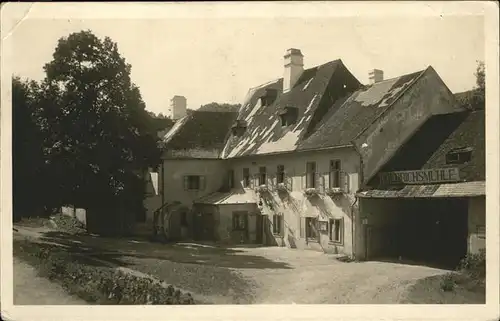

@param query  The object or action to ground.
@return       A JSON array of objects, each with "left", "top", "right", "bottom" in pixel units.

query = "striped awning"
[{"left": 357, "top": 181, "right": 485, "bottom": 198}]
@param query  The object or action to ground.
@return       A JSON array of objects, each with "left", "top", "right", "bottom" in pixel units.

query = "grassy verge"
[
  {"left": 13, "top": 239, "right": 195, "bottom": 305},
  {"left": 403, "top": 250, "right": 486, "bottom": 304}
]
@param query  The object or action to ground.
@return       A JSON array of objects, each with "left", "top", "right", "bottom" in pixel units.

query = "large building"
[{"left": 141, "top": 48, "right": 485, "bottom": 265}]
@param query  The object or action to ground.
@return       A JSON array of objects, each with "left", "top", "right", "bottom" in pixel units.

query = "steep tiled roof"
[
  {"left": 358, "top": 181, "right": 485, "bottom": 198},
  {"left": 161, "top": 110, "right": 238, "bottom": 152},
  {"left": 423, "top": 109, "right": 485, "bottom": 181},
  {"left": 373, "top": 109, "right": 485, "bottom": 184},
  {"left": 298, "top": 70, "right": 425, "bottom": 150},
  {"left": 221, "top": 60, "right": 361, "bottom": 158}
]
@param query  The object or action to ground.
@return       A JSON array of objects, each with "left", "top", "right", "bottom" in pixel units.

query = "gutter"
[
  {"left": 350, "top": 196, "right": 359, "bottom": 260},
  {"left": 349, "top": 140, "right": 365, "bottom": 260}
]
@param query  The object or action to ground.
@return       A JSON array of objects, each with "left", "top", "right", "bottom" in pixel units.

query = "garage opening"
[{"left": 364, "top": 197, "right": 468, "bottom": 269}]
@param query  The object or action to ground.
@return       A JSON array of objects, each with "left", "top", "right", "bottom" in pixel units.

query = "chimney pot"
[
  {"left": 283, "top": 48, "right": 304, "bottom": 93},
  {"left": 368, "top": 69, "right": 384, "bottom": 84},
  {"left": 170, "top": 95, "right": 187, "bottom": 120}
]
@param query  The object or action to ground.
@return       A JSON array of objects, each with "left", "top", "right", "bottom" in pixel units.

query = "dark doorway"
[
  {"left": 393, "top": 198, "right": 469, "bottom": 268},
  {"left": 193, "top": 210, "right": 215, "bottom": 241},
  {"left": 256, "top": 214, "right": 263, "bottom": 244}
]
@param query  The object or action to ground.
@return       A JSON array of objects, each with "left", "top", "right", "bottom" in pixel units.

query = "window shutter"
[
  {"left": 301, "top": 174, "right": 306, "bottom": 190},
  {"left": 342, "top": 171, "right": 349, "bottom": 193},
  {"left": 285, "top": 173, "right": 293, "bottom": 191},
  {"left": 300, "top": 217, "right": 305, "bottom": 238},
  {"left": 268, "top": 175, "right": 274, "bottom": 190},
  {"left": 340, "top": 218, "right": 345, "bottom": 242},
  {"left": 200, "top": 176, "right": 206, "bottom": 190},
  {"left": 183, "top": 176, "right": 189, "bottom": 190},
  {"left": 317, "top": 173, "right": 324, "bottom": 193}
]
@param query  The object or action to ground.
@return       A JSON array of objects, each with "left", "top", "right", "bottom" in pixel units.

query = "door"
[
  {"left": 193, "top": 209, "right": 215, "bottom": 241},
  {"left": 256, "top": 214, "right": 263, "bottom": 244},
  {"left": 364, "top": 225, "right": 373, "bottom": 260},
  {"left": 202, "top": 212, "right": 215, "bottom": 241}
]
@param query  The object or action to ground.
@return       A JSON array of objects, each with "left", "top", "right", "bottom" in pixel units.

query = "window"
[
  {"left": 228, "top": 169, "right": 235, "bottom": 189},
  {"left": 329, "top": 218, "right": 343, "bottom": 243},
  {"left": 446, "top": 147, "right": 473, "bottom": 164},
  {"left": 280, "top": 114, "right": 287, "bottom": 127},
  {"left": 183, "top": 175, "right": 205, "bottom": 191},
  {"left": 243, "top": 168, "right": 250, "bottom": 187},
  {"left": 233, "top": 211, "right": 248, "bottom": 231},
  {"left": 329, "top": 160, "right": 341, "bottom": 188},
  {"left": 272, "top": 214, "right": 283, "bottom": 235},
  {"left": 180, "top": 212, "right": 188, "bottom": 227},
  {"left": 258, "top": 167, "right": 267, "bottom": 186},
  {"left": 277, "top": 165, "right": 285, "bottom": 184},
  {"left": 279, "top": 106, "right": 298, "bottom": 127},
  {"left": 231, "top": 120, "right": 247, "bottom": 137},
  {"left": 306, "top": 161, "right": 316, "bottom": 188},
  {"left": 305, "top": 217, "right": 318, "bottom": 240}
]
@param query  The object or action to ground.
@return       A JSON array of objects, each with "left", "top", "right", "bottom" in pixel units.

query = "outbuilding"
[{"left": 357, "top": 109, "right": 485, "bottom": 267}]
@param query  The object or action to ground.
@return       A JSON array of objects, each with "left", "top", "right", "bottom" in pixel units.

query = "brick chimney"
[
  {"left": 283, "top": 48, "right": 304, "bottom": 93},
  {"left": 170, "top": 95, "right": 187, "bottom": 120},
  {"left": 368, "top": 69, "right": 384, "bottom": 84}
]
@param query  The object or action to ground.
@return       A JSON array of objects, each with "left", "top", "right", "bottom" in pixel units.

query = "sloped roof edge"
[{"left": 352, "top": 67, "right": 428, "bottom": 142}]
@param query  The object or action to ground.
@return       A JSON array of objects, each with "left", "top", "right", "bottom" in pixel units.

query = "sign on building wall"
[{"left": 378, "top": 168, "right": 460, "bottom": 185}]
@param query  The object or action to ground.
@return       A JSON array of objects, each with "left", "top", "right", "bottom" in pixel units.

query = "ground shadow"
[
  {"left": 37, "top": 231, "right": 293, "bottom": 270},
  {"left": 366, "top": 256, "right": 457, "bottom": 271},
  {"left": 13, "top": 235, "right": 260, "bottom": 304}
]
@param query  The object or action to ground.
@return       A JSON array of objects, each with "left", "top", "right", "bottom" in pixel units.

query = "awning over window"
[
  {"left": 194, "top": 190, "right": 258, "bottom": 205},
  {"left": 357, "top": 181, "right": 485, "bottom": 199}
]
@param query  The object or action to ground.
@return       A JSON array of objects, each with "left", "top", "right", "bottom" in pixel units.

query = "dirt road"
[
  {"left": 13, "top": 257, "right": 86, "bottom": 305},
  {"left": 12, "top": 226, "right": 450, "bottom": 304}
]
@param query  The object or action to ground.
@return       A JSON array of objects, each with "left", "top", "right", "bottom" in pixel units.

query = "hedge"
[{"left": 13, "top": 239, "right": 195, "bottom": 305}]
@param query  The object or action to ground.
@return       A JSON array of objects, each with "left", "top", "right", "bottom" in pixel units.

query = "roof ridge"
[
  {"left": 246, "top": 59, "right": 342, "bottom": 93},
  {"left": 192, "top": 109, "right": 238, "bottom": 114}
]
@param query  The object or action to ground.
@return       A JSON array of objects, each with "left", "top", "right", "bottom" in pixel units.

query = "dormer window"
[
  {"left": 279, "top": 106, "right": 298, "bottom": 127},
  {"left": 231, "top": 119, "right": 247, "bottom": 137},
  {"left": 446, "top": 147, "right": 473, "bottom": 164},
  {"left": 260, "top": 88, "right": 278, "bottom": 107}
]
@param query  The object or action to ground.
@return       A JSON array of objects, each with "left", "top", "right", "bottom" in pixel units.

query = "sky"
[{"left": 11, "top": 12, "right": 485, "bottom": 117}]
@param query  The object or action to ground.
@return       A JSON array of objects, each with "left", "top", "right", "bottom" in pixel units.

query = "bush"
[
  {"left": 458, "top": 249, "right": 486, "bottom": 279},
  {"left": 13, "top": 240, "right": 195, "bottom": 305},
  {"left": 51, "top": 214, "right": 87, "bottom": 235},
  {"left": 440, "top": 273, "right": 457, "bottom": 292}
]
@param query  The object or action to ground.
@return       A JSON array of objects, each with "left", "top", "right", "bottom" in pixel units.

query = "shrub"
[
  {"left": 13, "top": 240, "right": 195, "bottom": 305},
  {"left": 51, "top": 214, "right": 87, "bottom": 235},
  {"left": 458, "top": 249, "right": 486, "bottom": 279},
  {"left": 440, "top": 273, "right": 456, "bottom": 292}
]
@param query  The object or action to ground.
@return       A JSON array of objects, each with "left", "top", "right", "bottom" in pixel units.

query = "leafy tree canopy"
[
  {"left": 456, "top": 60, "right": 485, "bottom": 110},
  {"left": 13, "top": 30, "right": 162, "bottom": 224}
]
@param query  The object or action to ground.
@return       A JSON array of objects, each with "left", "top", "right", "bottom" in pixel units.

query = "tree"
[
  {"left": 198, "top": 102, "right": 241, "bottom": 112},
  {"left": 12, "top": 77, "right": 46, "bottom": 219},
  {"left": 38, "top": 30, "right": 161, "bottom": 230},
  {"left": 475, "top": 60, "right": 485, "bottom": 93},
  {"left": 146, "top": 110, "right": 174, "bottom": 134},
  {"left": 457, "top": 60, "right": 485, "bottom": 110}
]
